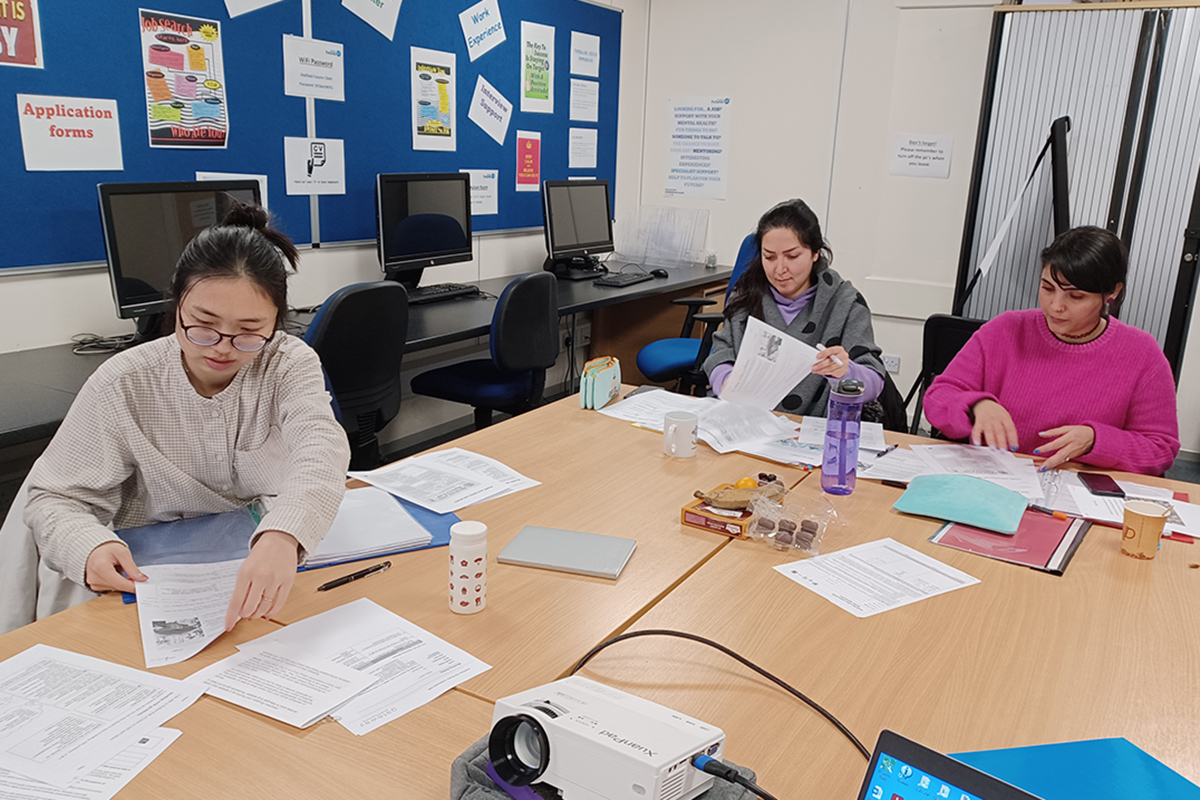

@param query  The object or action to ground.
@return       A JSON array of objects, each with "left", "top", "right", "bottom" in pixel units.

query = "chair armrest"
[
  {"left": 691, "top": 313, "right": 726, "bottom": 372},
  {"left": 673, "top": 297, "right": 719, "bottom": 338},
  {"left": 692, "top": 312, "right": 725, "bottom": 325}
]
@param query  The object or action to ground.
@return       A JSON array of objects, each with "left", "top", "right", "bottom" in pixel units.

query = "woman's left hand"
[
  {"left": 1035, "top": 425, "right": 1096, "bottom": 471},
  {"left": 812, "top": 345, "right": 850, "bottom": 379},
  {"left": 224, "top": 530, "right": 300, "bottom": 631}
]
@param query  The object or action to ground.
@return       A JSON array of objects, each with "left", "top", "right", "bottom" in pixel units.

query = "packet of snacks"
[{"left": 746, "top": 491, "right": 838, "bottom": 556}]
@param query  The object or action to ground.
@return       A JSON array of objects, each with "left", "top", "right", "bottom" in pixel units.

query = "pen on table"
[
  {"left": 874, "top": 444, "right": 899, "bottom": 459},
  {"left": 816, "top": 343, "right": 844, "bottom": 367},
  {"left": 317, "top": 560, "right": 391, "bottom": 592},
  {"left": 1028, "top": 504, "right": 1069, "bottom": 521}
]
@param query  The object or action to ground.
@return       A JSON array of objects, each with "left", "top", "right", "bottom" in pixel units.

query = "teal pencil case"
[{"left": 893, "top": 473, "right": 1027, "bottom": 534}]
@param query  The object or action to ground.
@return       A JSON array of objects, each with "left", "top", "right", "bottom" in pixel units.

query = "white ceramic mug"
[{"left": 663, "top": 411, "right": 698, "bottom": 457}]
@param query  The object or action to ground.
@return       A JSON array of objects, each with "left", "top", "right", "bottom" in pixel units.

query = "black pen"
[{"left": 316, "top": 560, "right": 391, "bottom": 592}]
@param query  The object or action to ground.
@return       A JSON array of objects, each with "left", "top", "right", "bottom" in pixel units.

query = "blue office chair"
[
  {"left": 304, "top": 281, "right": 409, "bottom": 470},
  {"left": 410, "top": 272, "right": 559, "bottom": 430},
  {"left": 635, "top": 233, "right": 757, "bottom": 395}
]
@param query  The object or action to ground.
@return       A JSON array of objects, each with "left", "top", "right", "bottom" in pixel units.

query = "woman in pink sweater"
[{"left": 924, "top": 226, "right": 1179, "bottom": 476}]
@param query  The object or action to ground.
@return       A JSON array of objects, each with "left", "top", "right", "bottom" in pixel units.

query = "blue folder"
[
  {"left": 953, "top": 738, "right": 1200, "bottom": 799},
  {"left": 119, "top": 497, "right": 456, "bottom": 603}
]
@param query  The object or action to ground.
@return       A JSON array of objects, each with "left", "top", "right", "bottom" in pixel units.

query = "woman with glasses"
[{"left": 25, "top": 202, "right": 350, "bottom": 630}]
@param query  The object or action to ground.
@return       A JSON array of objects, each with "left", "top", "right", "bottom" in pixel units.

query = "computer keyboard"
[
  {"left": 593, "top": 271, "right": 654, "bottom": 288},
  {"left": 406, "top": 282, "right": 480, "bottom": 304}
]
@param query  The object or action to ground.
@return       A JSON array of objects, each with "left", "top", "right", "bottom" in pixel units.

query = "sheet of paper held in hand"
[
  {"left": 186, "top": 648, "right": 377, "bottom": 729},
  {"left": 0, "top": 728, "right": 180, "bottom": 800},
  {"left": 0, "top": 645, "right": 201, "bottom": 788},
  {"left": 349, "top": 447, "right": 539, "bottom": 514},
  {"left": 134, "top": 559, "right": 242, "bottom": 668},
  {"left": 237, "top": 598, "right": 491, "bottom": 735},
  {"left": 775, "top": 539, "right": 980, "bottom": 618},
  {"left": 720, "top": 316, "right": 820, "bottom": 409}
]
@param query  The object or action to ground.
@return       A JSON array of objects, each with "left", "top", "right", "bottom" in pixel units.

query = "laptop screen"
[
  {"left": 865, "top": 751, "right": 984, "bottom": 800},
  {"left": 857, "top": 731, "right": 1043, "bottom": 800}
]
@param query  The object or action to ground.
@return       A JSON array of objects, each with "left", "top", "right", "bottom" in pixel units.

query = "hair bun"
[{"left": 220, "top": 200, "right": 269, "bottom": 232}]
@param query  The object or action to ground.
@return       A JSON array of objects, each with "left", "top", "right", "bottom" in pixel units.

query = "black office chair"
[
  {"left": 903, "top": 313, "right": 986, "bottom": 435},
  {"left": 410, "top": 272, "right": 559, "bottom": 429},
  {"left": 635, "top": 233, "right": 757, "bottom": 396},
  {"left": 304, "top": 281, "right": 409, "bottom": 470}
]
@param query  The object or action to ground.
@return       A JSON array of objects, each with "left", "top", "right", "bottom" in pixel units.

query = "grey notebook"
[{"left": 497, "top": 526, "right": 637, "bottom": 579}]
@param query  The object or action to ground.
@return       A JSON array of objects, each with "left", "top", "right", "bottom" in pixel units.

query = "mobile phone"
[{"left": 1079, "top": 471, "right": 1125, "bottom": 498}]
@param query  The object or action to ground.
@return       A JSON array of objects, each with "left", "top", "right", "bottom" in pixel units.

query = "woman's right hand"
[
  {"left": 85, "top": 542, "right": 147, "bottom": 593},
  {"left": 969, "top": 399, "right": 1019, "bottom": 451}
]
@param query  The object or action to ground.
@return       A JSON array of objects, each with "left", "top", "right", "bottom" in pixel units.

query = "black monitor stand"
[
  {"left": 129, "top": 313, "right": 166, "bottom": 347},
  {"left": 385, "top": 267, "right": 424, "bottom": 290},
  {"left": 543, "top": 255, "right": 605, "bottom": 281}
]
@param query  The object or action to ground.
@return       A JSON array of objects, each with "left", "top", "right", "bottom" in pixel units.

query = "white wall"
[{"left": 5, "top": 0, "right": 1200, "bottom": 456}]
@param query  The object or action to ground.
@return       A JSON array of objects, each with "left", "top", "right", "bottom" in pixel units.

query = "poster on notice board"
[{"left": 138, "top": 9, "right": 229, "bottom": 149}]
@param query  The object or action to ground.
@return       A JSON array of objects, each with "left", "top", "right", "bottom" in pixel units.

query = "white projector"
[{"left": 488, "top": 676, "right": 726, "bottom": 800}]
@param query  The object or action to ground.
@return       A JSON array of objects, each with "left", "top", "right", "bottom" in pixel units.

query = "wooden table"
[
  {"left": 0, "top": 592, "right": 494, "bottom": 800},
  {"left": 278, "top": 395, "right": 809, "bottom": 702},
  {"left": 576, "top": 463, "right": 1200, "bottom": 797},
  {"left": 3, "top": 401, "right": 1197, "bottom": 799}
]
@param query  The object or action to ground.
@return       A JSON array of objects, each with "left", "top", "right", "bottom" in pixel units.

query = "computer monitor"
[
  {"left": 97, "top": 179, "right": 262, "bottom": 343},
  {"left": 375, "top": 172, "right": 473, "bottom": 289},
  {"left": 541, "top": 179, "right": 614, "bottom": 279}
]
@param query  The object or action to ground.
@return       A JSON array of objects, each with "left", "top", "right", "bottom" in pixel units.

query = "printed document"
[
  {"left": 0, "top": 645, "right": 201, "bottom": 788},
  {"left": 858, "top": 447, "right": 931, "bottom": 483},
  {"left": 910, "top": 445, "right": 1044, "bottom": 500},
  {"left": 796, "top": 417, "right": 888, "bottom": 452},
  {"left": 597, "top": 389, "right": 714, "bottom": 430},
  {"left": 697, "top": 402, "right": 793, "bottom": 454},
  {"left": 1067, "top": 486, "right": 1199, "bottom": 536},
  {"left": 0, "top": 728, "right": 180, "bottom": 800},
  {"left": 187, "top": 649, "right": 376, "bottom": 729},
  {"left": 350, "top": 447, "right": 538, "bottom": 514},
  {"left": 134, "top": 559, "right": 242, "bottom": 668},
  {"left": 238, "top": 598, "right": 491, "bottom": 735},
  {"left": 308, "top": 486, "right": 432, "bottom": 568},
  {"left": 775, "top": 538, "right": 979, "bottom": 618},
  {"left": 720, "top": 316, "right": 819, "bottom": 410}
]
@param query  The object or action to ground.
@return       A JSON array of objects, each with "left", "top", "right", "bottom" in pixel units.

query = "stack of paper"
[
  {"left": 0, "top": 645, "right": 200, "bottom": 797},
  {"left": 306, "top": 486, "right": 433, "bottom": 568},
  {"left": 187, "top": 598, "right": 491, "bottom": 734},
  {"left": 349, "top": 447, "right": 539, "bottom": 514},
  {"left": 859, "top": 444, "right": 1044, "bottom": 501}
]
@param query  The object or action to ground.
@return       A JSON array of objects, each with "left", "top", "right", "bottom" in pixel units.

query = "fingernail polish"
[
  {"left": 1010, "top": 446, "right": 1018, "bottom": 452},
  {"left": 1033, "top": 449, "right": 1041, "bottom": 454}
]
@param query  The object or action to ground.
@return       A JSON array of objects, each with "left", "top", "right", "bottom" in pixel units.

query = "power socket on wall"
[{"left": 881, "top": 355, "right": 901, "bottom": 374}]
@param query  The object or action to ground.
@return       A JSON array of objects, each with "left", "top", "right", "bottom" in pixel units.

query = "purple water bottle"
[{"left": 821, "top": 379, "right": 864, "bottom": 496}]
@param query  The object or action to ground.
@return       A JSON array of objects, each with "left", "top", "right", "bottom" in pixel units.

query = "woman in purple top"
[
  {"left": 924, "top": 226, "right": 1179, "bottom": 475},
  {"left": 704, "top": 199, "right": 886, "bottom": 417}
]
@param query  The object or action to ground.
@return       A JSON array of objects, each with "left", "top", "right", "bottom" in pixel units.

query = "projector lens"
[{"left": 489, "top": 714, "right": 550, "bottom": 785}]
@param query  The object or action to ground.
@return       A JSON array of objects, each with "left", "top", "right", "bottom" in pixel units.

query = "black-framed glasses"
[{"left": 180, "top": 323, "right": 272, "bottom": 352}]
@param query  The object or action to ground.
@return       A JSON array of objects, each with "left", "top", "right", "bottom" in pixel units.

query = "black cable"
[
  {"left": 693, "top": 755, "right": 779, "bottom": 800},
  {"left": 570, "top": 628, "right": 871, "bottom": 761},
  {"left": 70, "top": 332, "right": 137, "bottom": 354},
  {"left": 734, "top": 773, "right": 779, "bottom": 800}
]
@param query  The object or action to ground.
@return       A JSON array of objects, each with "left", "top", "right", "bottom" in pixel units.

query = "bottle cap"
[
  {"left": 450, "top": 520, "right": 488, "bottom": 544},
  {"left": 834, "top": 378, "right": 864, "bottom": 397}
]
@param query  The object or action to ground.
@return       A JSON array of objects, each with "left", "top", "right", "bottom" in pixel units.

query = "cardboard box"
[{"left": 681, "top": 484, "right": 754, "bottom": 538}]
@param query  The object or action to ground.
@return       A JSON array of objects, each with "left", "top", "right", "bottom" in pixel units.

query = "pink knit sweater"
[{"left": 923, "top": 309, "right": 1180, "bottom": 475}]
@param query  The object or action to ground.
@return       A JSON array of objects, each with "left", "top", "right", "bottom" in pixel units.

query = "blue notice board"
[{"left": 2, "top": 0, "right": 620, "bottom": 269}]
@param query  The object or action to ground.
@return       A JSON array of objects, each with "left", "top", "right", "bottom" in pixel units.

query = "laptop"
[{"left": 857, "top": 731, "right": 1044, "bottom": 800}]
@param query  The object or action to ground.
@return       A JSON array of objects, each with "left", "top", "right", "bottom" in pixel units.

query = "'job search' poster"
[{"left": 139, "top": 9, "right": 228, "bottom": 149}]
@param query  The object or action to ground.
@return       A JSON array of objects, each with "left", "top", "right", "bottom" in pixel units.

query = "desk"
[
  {"left": 279, "top": 394, "right": 808, "bottom": 701},
  {"left": 2, "top": 398, "right": 1196, "bottom": 798},
  {"left": 0, "top": 265, "right": 730, "bottom": 449},
  {"left": 575, "top": 463, "right": 1200, "bottom": 796}
]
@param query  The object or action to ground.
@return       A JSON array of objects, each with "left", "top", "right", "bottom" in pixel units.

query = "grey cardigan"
[{"left": 703, "top": 267, "right": 885, "bottom": 416}]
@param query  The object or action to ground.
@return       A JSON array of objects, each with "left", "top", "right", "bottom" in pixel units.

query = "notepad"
[{"left": 498, "top": 526, "right": 636, "bottom": 579}]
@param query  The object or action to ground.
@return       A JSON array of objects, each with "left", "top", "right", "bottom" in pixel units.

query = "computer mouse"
[{"left": 650, "top": 268, "right": 669, "bottom": 278}]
